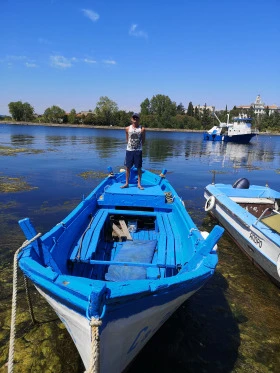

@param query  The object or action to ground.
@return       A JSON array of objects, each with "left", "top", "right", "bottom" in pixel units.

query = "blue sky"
[{"left": 1, "top": 0, "right": 280, "bottom": 115}]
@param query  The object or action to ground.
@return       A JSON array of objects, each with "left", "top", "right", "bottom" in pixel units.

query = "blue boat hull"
[
  {"left": 204, "top": 181, "right": 280, "bottom": 287},
  {"left": 203, "top": 133, "right": 256, "bottom": 144},
  {"left": 17, "top": 168, "right": 224, "bottom": 372}
]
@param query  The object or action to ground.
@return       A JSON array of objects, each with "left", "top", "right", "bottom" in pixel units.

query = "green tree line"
[{"left": 4, "top": 95, "right": 280, "bottom": 132}]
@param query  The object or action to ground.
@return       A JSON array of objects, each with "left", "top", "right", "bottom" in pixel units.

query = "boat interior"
[
  {"left": 231, "top": 196, "right": 280, "bottom": 233},
  {"left": 67, "top": 207, "right": 185, "bottom": 281},
  {"left": 63, "top": 170, "right": 195, "bottom": 281},
  {"left": 20, "top": 170, "right": 196, "bottom": 282}
]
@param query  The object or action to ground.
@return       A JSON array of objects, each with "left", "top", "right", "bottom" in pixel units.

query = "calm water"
[{"left": 0, "top": 123, "right": 279, "bottom": 373}]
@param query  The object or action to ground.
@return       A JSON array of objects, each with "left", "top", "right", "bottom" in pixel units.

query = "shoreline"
[
  {"left": 0, "top": 121, "right": 206, "bottom": 133},
  {"left": 0, "top": 120, "right": 278, "bottom": 135}
]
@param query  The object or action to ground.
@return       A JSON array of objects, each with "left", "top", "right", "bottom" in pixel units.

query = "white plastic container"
[{"left": 128, "top": 220, "right": 138, "bottom": 233}]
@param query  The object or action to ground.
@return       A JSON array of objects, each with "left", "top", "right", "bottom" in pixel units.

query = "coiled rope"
[
  {"left": 164, "top": 192, "right": 174, "bottom": 203},
  {"left": 86, "top": 317, "right": 102, "bottom": 373},
  {"left": 8, "top": 233, "right": 41, "bottom": 373}
]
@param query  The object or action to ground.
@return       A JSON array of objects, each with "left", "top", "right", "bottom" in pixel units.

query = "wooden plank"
[
  {"left": 162, "top": 214, "right": 176, "bottom": 268},
  {"left": 80, "top": 210, "right": 106, "bottom": 260},
  {"left": 112, "top": 223, "right": 125, "bottom": 238},
  {"left": 156, "top": 214, "right": 167, "bottom": 267},
  {"left": 119, "top": 220, "right": 132, "bottom": 240},
  {"left": 165, "top": 213, "right": 183, "bottom": 267},
  {"left": 70, "top": 209, "right": 107, "bottom": 261}
]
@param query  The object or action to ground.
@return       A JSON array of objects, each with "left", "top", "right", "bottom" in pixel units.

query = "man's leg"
[
  {"left": 121, "top": 167, "right": 130, "bottom": 188},
  {"left": 134, "top": 151, "right": 144, "bottom": 189},
  {"left": 137, "top": 168, "right": 144, "bottom": 189}
]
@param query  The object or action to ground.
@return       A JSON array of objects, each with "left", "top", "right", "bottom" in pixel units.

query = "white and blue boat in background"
[
  {"left": 204, "top": 178, "right": 280, "bottom": 287},
  {"left": 203, "top": 113, "right": 258, "bottom": 144},
  {"left": 16, "top": 167, "right": 224, "bottom": 373}
]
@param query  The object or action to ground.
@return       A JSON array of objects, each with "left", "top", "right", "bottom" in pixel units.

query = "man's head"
[{"left": 132, "top": 113, "right": 140, "bottom": 120}]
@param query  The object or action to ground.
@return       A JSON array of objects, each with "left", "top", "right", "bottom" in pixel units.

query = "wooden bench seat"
[
  {"left": 147, "top": 213, "right": 182, "bottom": 279},
  {"left": 70, "top": 209, "right": 108, "bottom": 262},
  {"left": 70, "top": 209, "right": 182, "bottom": 281}
]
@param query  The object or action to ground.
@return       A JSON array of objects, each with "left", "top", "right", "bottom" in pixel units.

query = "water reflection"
[
  {"left": 202, "top": 140, "right": 278, "bottom": 170},
  {"left": 10, "top": 134, "right": 34, "bottom": 146},
  {"left": 93, "top": 136, "right": 122, "bottom": 158},
  {"left": 45, "top": 135, "right": 69, "bottom": 146}
]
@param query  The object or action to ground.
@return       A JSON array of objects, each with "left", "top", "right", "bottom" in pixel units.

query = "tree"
[
  {"left": 176, "top": 103, "right": 185, "bottom": 115},
  {"left": 148, "top": 94, "right": 177, "bottom": 127},
  {"left": 194, "top": 106, "right": 200, "bottom": 120},
  {"left": 248, "top": 106, "right": 255, "bottom": 119},
  {"left": 94, "top": 96, "right": 118, "bottom": 126},
  {"left": 116, "top": 110, "right": 131, "bottom": 127},
  {"left": 140, "top": 98, "right": 151, "bottom": 115},
  {"left": 84, "top": 113, "right": 95, "bottom": 125},
  {"left": 43, "top": 105, "right": 65, "bottom": 123},
  {"left": 68, "top": 109, "right": 77, "bottom": 124},
  {"left": 201, "top": 104, "right": 212, "bottom": 129},
  {"left": 150, "top": 95, "right": 176, "bottom": 118},
  {"left": 8, "top": 101, "right": 34, "bottom": 121},
  {"left": 186, "top": 102, "right": 194, "bottom": 117}
]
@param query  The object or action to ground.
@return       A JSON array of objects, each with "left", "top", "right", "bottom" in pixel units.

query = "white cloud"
[
  {"left": 50, "top": 55, "right": 72, "bottom": 68},
  {"left": 84, "top": 58, "right": 97, "bottom": 64},
  {"left": 26, "top": 62, "right": 37, "bottom": 68},
  {"left": 38, "top": 38, "right": 52, "bottom": 45},
  {"left": 129, "top": 24, "right": 148, "bottom": 38},
  {"left": 103, "top": 60, "right": 116, "bottom": 65},
  {"left": 5, "top": 55, "right": 27, "bottom": 61},
  {"left": 0, "top": 55, "right": 36, "bottom": 68},
  {"left": 82, "top": 9, "right": 100, "bottom": 22}
]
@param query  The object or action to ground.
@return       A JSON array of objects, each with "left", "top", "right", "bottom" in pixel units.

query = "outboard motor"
[{"left": 232, "top": 178, "right": 250, "bottom": 189}]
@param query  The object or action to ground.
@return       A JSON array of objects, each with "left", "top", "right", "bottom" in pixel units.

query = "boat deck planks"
[{"left": 70, "top": 209, "right": 108, "bottom": 262}]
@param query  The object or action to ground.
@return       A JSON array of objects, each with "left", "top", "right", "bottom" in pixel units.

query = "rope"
[
  {"left": 76, "top": 216, "right": 94, "bottom": 260},
  {"left": 164, "top": 192, "right": 174, "bottom": 203},
  {"left": 23, "top": 275, "right": 36, "bottom": 325},
  {"left": 86, "top": 317, "right": 102, "bottom": 373},
  {"left": 8, "top": 233, "right": 41, "bottom": 373}
]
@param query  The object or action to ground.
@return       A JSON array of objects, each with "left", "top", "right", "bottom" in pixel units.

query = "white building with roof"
[{"left": 238, "top": 95, "right": 279, "bottom": 116}]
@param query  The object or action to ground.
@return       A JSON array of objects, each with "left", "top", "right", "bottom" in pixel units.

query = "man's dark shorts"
[{"left": 124, "top": 150, "right": 142, "bottom": 169}]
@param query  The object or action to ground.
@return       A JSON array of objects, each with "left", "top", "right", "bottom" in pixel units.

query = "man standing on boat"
[{"left": 121, "top": 113, "right": 145, "bottom": 190}]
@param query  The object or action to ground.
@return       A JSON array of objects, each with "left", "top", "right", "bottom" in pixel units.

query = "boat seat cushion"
[{"left": 105, "top": 240, "right": 157, "bottom": 281}]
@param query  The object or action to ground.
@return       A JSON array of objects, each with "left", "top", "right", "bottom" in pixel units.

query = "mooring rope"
[
  {"left": 86, "top": 317, "right": 102, "bottom": 373},
  {"left": 8, "top": 233, "right": 41, "bottom": 373},
  {"left": 23, "top": 275, "right": 36, "bottom": 325}
]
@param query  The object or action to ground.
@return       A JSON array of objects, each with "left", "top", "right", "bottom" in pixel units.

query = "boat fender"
[
  {"left": 205, "top": 196, "right": 215, "bottom": 212},
  {"left": 232, "top": 177, "right": 250, "bottom": 189}
]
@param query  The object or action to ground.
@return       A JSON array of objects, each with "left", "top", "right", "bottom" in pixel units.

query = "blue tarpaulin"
[{"left": 105, "top": 240, "right": 157, "bottom": 281}]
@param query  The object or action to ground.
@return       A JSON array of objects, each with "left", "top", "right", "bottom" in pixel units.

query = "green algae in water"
[
  {"left": 0, "top": 145, "right": 44, "bottom": 156},
  {"left": 0, "top": 176, "right": 38, "bottom": 193},
  {"left": 79, "top": 170, "right": 108, "bottom": 179},
  {"left": 34, "top": 199, "right": 80, "bottom": 216}
]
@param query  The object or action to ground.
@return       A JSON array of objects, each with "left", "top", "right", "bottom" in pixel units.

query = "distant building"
[
  {"left": 193, "top": 105, "right": 215, "bottom": 113},
  {"left": 238, "top": 95, "right": 279, "bottom": 116},
  {"left": 78, "top": 110, "right": 93, "bottom": 116}
]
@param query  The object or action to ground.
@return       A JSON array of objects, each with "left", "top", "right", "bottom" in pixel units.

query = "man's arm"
[
  {"left": 141, "top": 127, "right": 145, "bottom": 145},
  {"left": 125, "top": 126, "right": 129, "bottom": 143}
]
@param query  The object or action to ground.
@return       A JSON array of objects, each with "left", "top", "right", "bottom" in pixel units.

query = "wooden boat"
[
  {"left": 204, "top": 177, "right": 280, "bottom": 287},
  {"left": 17, "top": 167, "right": 224, "bottom": 372},
  {"left": 203, "top": 113, "right": 258, "bottom": 144}
]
